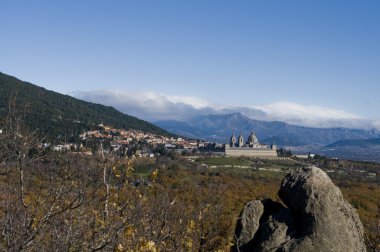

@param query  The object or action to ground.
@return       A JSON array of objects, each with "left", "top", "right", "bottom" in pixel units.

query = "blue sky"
[{"left": 1, "top": 1, "right": 379, "bottom": 127}]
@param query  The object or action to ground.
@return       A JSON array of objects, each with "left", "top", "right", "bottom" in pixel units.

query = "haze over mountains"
[
  {"left": 155, "top": 113, "right": 379, "bottom": 146},
  {"left": 75, "top": 89, "right": 380, "bottom": 130}
]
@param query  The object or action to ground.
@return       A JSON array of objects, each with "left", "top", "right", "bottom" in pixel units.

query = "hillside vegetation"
[{"left": 0, "top": 72, "right": 171, "bottom": 141}]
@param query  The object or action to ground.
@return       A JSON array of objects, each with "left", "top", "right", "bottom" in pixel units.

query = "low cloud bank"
[
  {"left": 74, "top": 89, "right": 218, "bottom": 121},
  {"left": 74, "top": 90, "right": 379, "bottom": 130}
]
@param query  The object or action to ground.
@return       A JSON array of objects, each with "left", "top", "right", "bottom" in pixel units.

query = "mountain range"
[
  {"left": 155, "top": 113, "right": 380, "bottom": 147},
  {"left": 155, "top": 114, "right": 380, "bottom": 161},
  {"left": 0, "top": 72, "right": 171, "bottom": 141},
  {"left": 2, "top": 71, "right": 380, "bottom": 161}
]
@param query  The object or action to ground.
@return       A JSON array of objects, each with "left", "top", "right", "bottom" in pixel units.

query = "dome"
[{"left": 248, "top": 132, "right": 258, "bottom": 144}]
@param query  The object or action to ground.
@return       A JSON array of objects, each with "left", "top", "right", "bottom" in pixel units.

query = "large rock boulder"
[
  {"left": 233, "top": 166, "right": 367, "bottom": 252},
  {"left": 234, "top": 200, "right": 264, "bottom": 247}
]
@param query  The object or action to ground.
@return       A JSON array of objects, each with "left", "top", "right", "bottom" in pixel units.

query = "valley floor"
[{"left": 0, "top": 153, "right": 379, "bottom": 251}]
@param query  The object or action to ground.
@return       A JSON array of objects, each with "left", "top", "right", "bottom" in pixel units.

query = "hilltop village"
[
  {"left": 46, "top": 125, "right": 284, "bottom": 160},
  {"left": 49, "top": 124, "right": 224, "bottom": 157}
]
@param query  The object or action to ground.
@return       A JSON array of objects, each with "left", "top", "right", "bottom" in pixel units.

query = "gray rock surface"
[
  {"left": 233, "top": 166, "right": 367, "bottom": 252},
  {"left": 235, "top": 200, "right": 264, "bottom": 247}
]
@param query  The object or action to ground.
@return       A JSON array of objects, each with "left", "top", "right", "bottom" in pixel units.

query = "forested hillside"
[{"left": 0, "top": 72, "right": 171, "bottom": 141}]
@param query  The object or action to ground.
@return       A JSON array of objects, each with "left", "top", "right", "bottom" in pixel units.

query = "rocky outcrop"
[
  {"left": 233, "top": 166, "right": 367, "bottom": 252},
  {"left": 234, "top": 200, "right": 264, "bottom": 246}
]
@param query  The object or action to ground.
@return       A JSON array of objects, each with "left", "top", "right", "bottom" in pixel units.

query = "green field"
[{"left": 195, "top": 156, "right": 253, "bottom": 166}]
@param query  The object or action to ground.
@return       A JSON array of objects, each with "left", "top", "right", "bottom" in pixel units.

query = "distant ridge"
[
  {"left": 326, "top": 138, "right": 380, "bottom": 148},
  {"left": 155, "top": 113, "right": 379, "bottom": 146},
  {"left": 317, "top": 138, "right": 380, "bottom": 162},
  {"left": 0, "top": 72, "right": 171, "bottom": 141}
]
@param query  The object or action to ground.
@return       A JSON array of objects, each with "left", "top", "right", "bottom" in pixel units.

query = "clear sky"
[{"left": 1, "top": 1, "right": 379, "bottom": 126}]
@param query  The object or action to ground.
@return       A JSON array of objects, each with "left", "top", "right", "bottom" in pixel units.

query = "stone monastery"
[{"left": 225, "top": 132, "right": 278, "bottom": 157}]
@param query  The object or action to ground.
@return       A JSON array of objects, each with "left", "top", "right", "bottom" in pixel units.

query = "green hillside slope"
[{"left": 0, "top": 72, "right": 171, "bottom": 141}]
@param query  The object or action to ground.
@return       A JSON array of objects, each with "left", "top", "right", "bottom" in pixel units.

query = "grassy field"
[{"left": 195, "top": 156, "right": 253, "bottom": 166}]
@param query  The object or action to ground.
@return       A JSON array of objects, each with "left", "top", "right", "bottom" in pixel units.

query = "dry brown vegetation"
[
  {"left": 0, "top": 103, "right": 379, "bottom": 251},
  {"left": 0, "top": 151, "right": 282, "bottom": 251},
  {"left": 1, "top": 151, "right": 379, "bottom": 251},
  {"left": 337, "top": 181, "right": 380, "bottom": 250}
]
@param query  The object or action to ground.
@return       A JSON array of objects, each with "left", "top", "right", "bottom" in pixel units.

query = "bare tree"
[{"left": 0, "top": 97, "right": 83, "bottom": 251}]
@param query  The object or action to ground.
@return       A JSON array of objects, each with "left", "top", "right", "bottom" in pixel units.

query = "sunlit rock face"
[{"left": 233, "top": 166, "right": 367, "bottom": 252}]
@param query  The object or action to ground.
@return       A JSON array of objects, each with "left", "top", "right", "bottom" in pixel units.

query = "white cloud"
[
  {"left": 373, "top": 120, "right": 380, "bottom": 129},
  {"left": 164, "top": 95, "right": 212, "bottom": 109},
  {"left": 73, "top": 89, "right": 379, "bottom": 129},
  {"left": 254, "top": 102, "right": 360, "bottom": 120},
  {"left": 73, "top": 89, "right": 220, "bottom": 121},
  {"left": 249, "top": 102, "right": 368, "bottom": 129}
]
